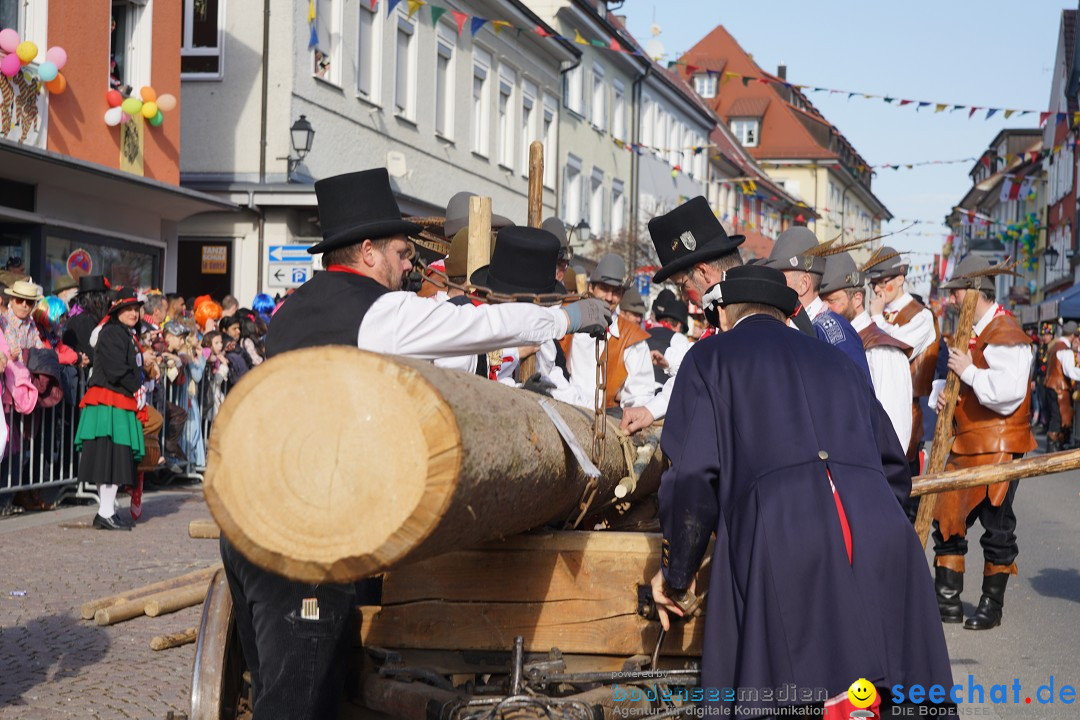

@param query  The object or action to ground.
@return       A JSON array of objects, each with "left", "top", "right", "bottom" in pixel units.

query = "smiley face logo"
[{"left": 847, "top": 678, "right": 877, "bottom": 709}]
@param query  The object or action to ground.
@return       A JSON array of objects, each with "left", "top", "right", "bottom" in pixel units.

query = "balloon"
[
  {"left": 139, "top": 86, "right": 156, "bottom": 102},
  {"left": 120, "top": 97, "right": 143, "bottom": 116},
  {"left": 106, "top": 89, "right": 123, "bottom": 107},
  {"left": 104, "top": 106, "right": 124, "bottom": 127},
  {"left": 44, "top": 72, "right": 67, "bottom": 94},
  {"left": 37, "top": 61, "right": 57, "bottom": 82},
  {"left": 0, "top": 53, "right": 19, "bottom": 78},
  {"left": 0, "top": 28, "right": 18, "bottom": 54},
  {"left": 141, "top": 101, "right": 158, "bottom": 119},
  {"left": 156, "top": 93, "right": 177, "bottom": 112},
  {"left": 15, "top": 41, "right": 37, "bottom": 64},
  {"left": 149, "top": 110, "right": 164, "bottom": 127},
  {"left": 45, "top": 46, "right": 67, "bottom": 70}
]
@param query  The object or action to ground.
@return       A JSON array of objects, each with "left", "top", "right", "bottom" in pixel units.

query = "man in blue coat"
[
  {"left": 765, "top": 226, "right": 872, "bottom": 385},
  {"left": 651, "top": 264, "right": 954, "bottom": 716}
]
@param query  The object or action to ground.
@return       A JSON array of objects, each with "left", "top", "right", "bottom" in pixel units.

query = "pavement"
[
  {"left": 1, "top": 438, "right": 1079, "bottom": 719},
  {"left": 0, "top": 484, "right": 219, "bottom": 719}
]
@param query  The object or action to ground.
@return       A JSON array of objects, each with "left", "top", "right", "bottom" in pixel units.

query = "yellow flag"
[
  {"left": 722, "top": 72, "right": 738, "bottom": 84},
  {"left": 406, "top": 0, "right": 425, "bottom": 19},
  {"left": 1074, "top": 112, "right": 1080, "bottom": 125},
  {"left": 574, "top": 29, "right": 589, "bottom": 45},
  {"left": 307, "top": 0, "right": 316, "bottom": 23},
  {"left": 492, "top": 20, "right": 512, "bottom": 34},
  {"left": 935, "top": 104, "right": 947, "bottom": 113},
  {"left": 1004, "top": 109, "right": 1015, "bottom": 119}
]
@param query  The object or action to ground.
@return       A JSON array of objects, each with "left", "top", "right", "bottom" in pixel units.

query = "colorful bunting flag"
[
  {"left": 387, "top": 0, "right": 402, "bottom": 15},
  {"left": 430, "top": 6, "right": 447, "bottom": 26},
  {"left": 452, "top": 10, "right": 468, "bottom": 35},
  {"left": 574, "top": 29, "right": 588, "bottom": 45},
  {"left": 406, "top": 0, "right": 425, "bottom": 19},
  {"left": 491, "top": 19, "right": 511, "bottom": 34},
  {"left": 307, "top": 0, "right": 318, "bottom": 49},
  {"left": 470, "top": 16, "right": 487, "bottom": 35}
]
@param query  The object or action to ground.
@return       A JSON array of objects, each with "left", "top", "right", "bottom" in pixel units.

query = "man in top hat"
[
  {"left": 931, "top": 255, "right": 1035, "bottom": 631},
  {"left": 821, "top": 253, "right": 913, "bottom": 447},
  {"left": 1042, "top": 321, "right": 1077, "bottom": 452},
  {"left": 620, "top": 196, "right": 747, "bottom": 433},
  {"left": 651, "top": 263, "right": 954, "bottom": 717},
  {"left": 765, "top": 227, "right": 872, "bottom": 384},
  {"left": 865, "top": 246, "right": 941, "bottom": 475},
  {"left": 645, "top": 288, "right": 691, "bottom": 390},
  {"left": 223, "top": 169, "right": 612, "bottom": 720},
  {"left": 2, "top": 279, "right": 46, "bottom": 362},
  {"left": 63, "top": 275, "right": 111, "bottom": 367},
  {"left": 558, "top": 253, "right": 658, "bottom": 416}
]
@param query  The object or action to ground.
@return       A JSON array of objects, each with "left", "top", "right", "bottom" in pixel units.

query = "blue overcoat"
[
  {"left": 812, "top": 307, "right": 872, "bottom": 386},
  {"left": 659, "top": 313, "right": 953, "bottom": 714}
]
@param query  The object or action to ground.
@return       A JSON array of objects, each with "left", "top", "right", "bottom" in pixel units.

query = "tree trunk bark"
[
  {"left": 912, "top": 447, "right": 1080, "bottom": 496},
  {"left": 205, "top": 348, "right": 663, "bottom": 583}
]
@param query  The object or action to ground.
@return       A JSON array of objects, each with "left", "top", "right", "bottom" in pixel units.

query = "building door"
[{"left": 177, "top": 239, "right": 232, "bottom": 300}]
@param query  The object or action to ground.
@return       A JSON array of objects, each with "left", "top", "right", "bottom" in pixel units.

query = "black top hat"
[
  {"left": 309, "top": 169, "right": 423, "bottom": 254},
  {"left": 78, "top": 275, "right": 109, "bottom": 294},
  {"left": 648, "top": 196, "right": 744, "bottom": 283},
  {"left": 652, "top": 288, "right": 689, "bottom": 327},
  {"left": 708, "top": 264, "right": 800, "bottom": 314},
  {"left": 470, "top": 226, "right": 561, "bottom": 297},
  {"left": 107, "top": 287, "right": 143, "bottom": 315}
]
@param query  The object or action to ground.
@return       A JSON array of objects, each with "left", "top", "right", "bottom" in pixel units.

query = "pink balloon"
[
  {"left": 0, "top": 53, "right": 20, "bottom": 79},
  {"left": 45, "top": 46, "right": 67, "bottom": 70},
  {"left": 0, "top": 28, "right": 18, "bottom": 54}
]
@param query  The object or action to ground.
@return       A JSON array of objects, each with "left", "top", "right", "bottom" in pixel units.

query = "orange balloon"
[
  {"left": 140, "top": 86, "right": 157, "bottom": 102},
  {"left": 44, "top": 72, "right": 67, "bottom": 94}
]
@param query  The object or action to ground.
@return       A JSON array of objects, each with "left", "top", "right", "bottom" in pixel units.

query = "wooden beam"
[
  {"left": 81, "top": 565, "right": 220, "bottom": 620},
  {"left": 189, "top": 519, "right": 221, "bottom": 539},
  {"left": 466, "top": 196, "right": 492, "bottom": 280},
  {"left": 145, "top": 582, "right": 211, "bottom": 617},
  {"left": 518, "top": 141, "right": 546, "bottom": 383},
  {"left": 151, "top": 627, "right": 198, "bottom": 651},
  {"left": 912, "top": 448, "right": 1080, "bottom": 496}
]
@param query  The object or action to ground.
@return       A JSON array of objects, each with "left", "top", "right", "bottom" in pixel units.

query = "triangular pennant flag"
[
  {"left": 951, "top": 105, "right": 964, "bottom": 112},
  {"left": 369, "top": 0, "right": 378, "bottom": 9},
  {"left": 935, "top": 103, "right": 947, "bottom": 113},
  {"left": 899, "top": 99, "right": 912, "bottom": 106},
  {"left": 917, "top": 101, "right": 930, "bottom": 110},
  {"left": 1004, "top": 109, "right": 1015, "bottom": 119},
  {"left": 430, "top": 6, "right": 447, "bottom": 26},
  {"left": 757, "top": 77, "right": 770, "bottom": 84},
  {"left": 387, "top": 0, "right": 402, "bottom": 15},
  {"left": 406, "top": 0, "right": 425, "bottom": 19},
  {"left": 452, "top": 10, "right": 468, "bottom": 34},
  {"left": 883, "top": 97, "right": 895, "bottom": 103},
  {"left": 308, "top": 23, "right": 319, "bottom": 49},
  {"left": 968, "top": 107, "right": 980, "bottom": 118},
  {"left": 307, "top": 0, "right": 317, "bottom": 23},
  {"left": 470, "top": 16, "right": 487, "bottom": 35},
  {"left": 685, "top": 64, "right": 700, "bottom": 75},
  {"left": 590, "top": 39, "right": 606, "bottom": 47},
  {"left": 741, "top": 76, "right": 752, "bottom": 87},
  {"left": 723, "top": 72, "right": 738, "bottom": 84},
  {"left": 610, "top": 38, "right": 623, "bottom": 52},
  {"left": 1039, "top": 111, "right": 1051, "bottom": 125},
  {"left": 985, "top": 108, "right": 998, "bottom": 119},
  {"left": 490, "top": 19, "right": 511, "bottom": 34},
  {"left": 1059, "top": 112, "right": 1069, "bottom": 123},
  {"left": 573, "top": 29, "right": 588, "bottom": 45}
]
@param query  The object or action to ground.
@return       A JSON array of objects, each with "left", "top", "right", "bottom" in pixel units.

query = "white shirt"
[
  {"left": 806, "top": 295, "right": 827, "bottom": 319},
  {"left": 563, "top": 312, "right": 656, "bottom": 412},
  {"left": 358, "top": 292, "right": 568, "bottom": 360},
  {"left": 872, "top": 292, "right": 936, "bottom": 359},
  {"left": 660, "top": 331, "right": 692, "bottom": 380},
  {"left": 955, "top": 304, "right": 1033, "bottom": 416},
  {"left": 852, "top": 311, "right": 913, "bottom": 447},
  {"left": 1059, "top": 346, "right": 1080, "bottom": 382}
]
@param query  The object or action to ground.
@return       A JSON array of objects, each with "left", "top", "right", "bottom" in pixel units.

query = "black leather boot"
[
  {"left": 935, "top": 567, "right": 964, "bottom": 623},
  {"left": 964, "top": 573, "right": 1009, "bottom": 630}
]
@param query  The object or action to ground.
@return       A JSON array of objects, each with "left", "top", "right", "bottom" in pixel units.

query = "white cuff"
[{"left": 960, "top": 364, "right": 978, "bottom": 387}]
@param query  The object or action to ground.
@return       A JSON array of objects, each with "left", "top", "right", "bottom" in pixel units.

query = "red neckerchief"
[
  {"left": 654, "top": 320, "right": 677, "bottom": 333},
  {"left": 969, "top": 305, "right": 1010, "bottom": 350},
  {"left": 325, "top": 264, "right": 368, "bottom": 277}
]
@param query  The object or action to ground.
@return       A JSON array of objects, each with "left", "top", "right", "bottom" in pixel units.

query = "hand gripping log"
[
  {"left": 203, "top": 348, "right": 663, "bottom": 583},
  {"left": 913, "top": 288, "right": 980, "bottom": 547}
]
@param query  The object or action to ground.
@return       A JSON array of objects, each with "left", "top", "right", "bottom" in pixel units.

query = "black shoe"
[
  {"left": 964, "top": 573, "right": 1009, "bottom": 630},
  {"left": 93, "top": 514, "right": 133, "bottom": 531},
  {"left": 935, "top": 566, "right": 964, "bottom": 624}
]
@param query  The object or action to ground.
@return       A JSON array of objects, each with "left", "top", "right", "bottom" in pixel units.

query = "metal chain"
[
  {"left": 592, "top": 338, "right": 608, "bottom": 464},
  {"left": 417, "top": 260, "right": 584, "bottom": 306}
]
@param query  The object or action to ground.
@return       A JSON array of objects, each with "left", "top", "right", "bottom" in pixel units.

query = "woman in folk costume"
[{"left": 74, "top": 288, "right": 147, "bottom": 531}]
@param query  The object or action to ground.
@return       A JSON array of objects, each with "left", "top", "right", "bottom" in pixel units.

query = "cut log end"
[{"left": 205, "top": 347, "right": 463, "bottom": 583}]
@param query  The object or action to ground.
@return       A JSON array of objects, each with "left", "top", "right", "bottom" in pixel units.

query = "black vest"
[
  {"left": 264, "top": 271, "right": 388, "bottom": 359},
  {"left": 646, "top": 326, "right": 675, "bottom": 385}
]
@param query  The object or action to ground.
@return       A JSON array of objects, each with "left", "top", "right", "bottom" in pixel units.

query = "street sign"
[
  {"left": 268, "top": 245, "right": 313, "bottom": 262},
  {"left": 635, "top": 274, "right": 651, "bottom": 298},
  {"left": 269, "top": 265, "right": 311, "bottom": 287}
]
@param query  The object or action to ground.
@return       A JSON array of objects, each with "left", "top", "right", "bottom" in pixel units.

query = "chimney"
[{"left": 777, "top": 63, "right": 787, "bottom": 80}]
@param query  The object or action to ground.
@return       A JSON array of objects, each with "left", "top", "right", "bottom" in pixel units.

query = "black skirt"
[{"left": 77, "top": 438, "right": 137, "bottom": 488}]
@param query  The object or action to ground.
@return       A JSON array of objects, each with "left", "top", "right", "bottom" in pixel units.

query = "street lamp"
[
  {"left": 285, "top": 115, "right": 316, "bottom": 179},
  {"left": 1045, "top": 245, "right": 1060, "bottom": 268},
  {"left": 569, "top": 220, "right": 590, "bottom": 250}
]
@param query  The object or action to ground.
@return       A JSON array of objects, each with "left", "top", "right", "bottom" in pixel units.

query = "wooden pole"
[
  {"left": 518, "top": 141, "right": 546, "bottom": 383},
  {"left": 912, "top": 448, "right": 1080, "bottom": 497},
  {"left": 81, "top": 565, "right": 221, "bottom": 620},
  {"left": 93, "top": 580, "right": 211, "bottom": 626},
  {"left": 466, "top": 196, "right": 492, "bottom": 280},
  {"left": 188, "top": 519, "right": 221, "bottom": 539},
  {"left": 204, "top": 348, "right": 664, "bottom": 583},
  {"left": 150, "top": 627, "right": 198, "bottom": 651},
  {"left": 913, "top": 289, "right": 981, "bottom": 547},
  {"left": 145, "top": 583, "right": 210, "bottom": 617}
]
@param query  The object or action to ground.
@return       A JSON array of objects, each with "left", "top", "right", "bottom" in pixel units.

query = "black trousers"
[
  {"left": 902, "top": 456, "right": 921, "bottom": 525},
  {"left": 220, "top": 537, "right": 357, "bottom": 720},
  {"left": 932, "top": 480, "right": 1020, "bottom": 567},
  {"left": 1047, "top": 390, "right": 1065, "bottom": 437}
]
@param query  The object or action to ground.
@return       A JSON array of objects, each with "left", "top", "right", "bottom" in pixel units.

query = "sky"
[{"left": 620, "top": 0, "right": 1076, "bottom": 267}]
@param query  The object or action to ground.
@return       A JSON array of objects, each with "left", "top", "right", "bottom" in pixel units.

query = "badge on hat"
[{"left": 679, "top": 231, "right": 697, "bottom": 251}]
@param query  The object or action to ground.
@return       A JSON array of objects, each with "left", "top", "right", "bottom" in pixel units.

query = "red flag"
[
  {"left": 610, "top": 38, "right": 622, "bottom": 52},
  {"left": 899, "top": 99, "right": 912, "bottom": 106},
  {"left": 1040, "top": 111, "right": 1051, "bottom": 125},
  {"left": 968, "top": 107, "right": 980, "bottom": 118},
  {"left": 534, "top": 23, "right": 550, "bottom": 37},
  {"left": 369, "top": 0, "right": 377, "bottom": 9},
  {"left": 450, "top": 11, "right": 467, "bottom": 34}
]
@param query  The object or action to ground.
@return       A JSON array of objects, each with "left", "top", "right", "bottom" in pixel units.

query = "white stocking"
[{"left": 97, "top": 484, "right": 118, "bottom": 519}]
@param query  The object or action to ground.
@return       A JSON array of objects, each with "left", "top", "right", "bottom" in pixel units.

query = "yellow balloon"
[
  {"left": 141, "top": 101, "right": 159, "bottom": 119},
  {"left": 16, "top": 41, "right": 38, "bottom": 64}
]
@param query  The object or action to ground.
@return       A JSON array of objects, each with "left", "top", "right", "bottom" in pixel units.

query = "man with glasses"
[{"left": 1, "top": 279, "right": 45, "bottom": 362}]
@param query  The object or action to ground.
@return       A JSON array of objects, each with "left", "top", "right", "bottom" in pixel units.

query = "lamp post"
[
  {"left": 569, "top": 220, "right": 590, "bottom": 253},
  {"left": 285, "top": 115, "right": 315, "bottom": 180},
  {"left": 1045, "top": 244, "right": 1060, "bottom": 269}
]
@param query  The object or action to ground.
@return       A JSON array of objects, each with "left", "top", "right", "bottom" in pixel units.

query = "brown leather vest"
[
  {"left": 1044, "top": 338, "right": 1071, "bottom": 391},
  {"left": 891, "top": 299, "right": 940, "bottom": 397},
  {"left": 951, "top": 314, "right": 1037, "bottom": 456},
  {"left": 859, "top": 323, "right": 912, "bottom": 356},
  {"left": 559, "top": 315, "right": 651, "bottom": 409}
]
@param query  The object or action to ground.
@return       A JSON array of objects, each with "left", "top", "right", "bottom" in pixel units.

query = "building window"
[
  {"left": 591, "top": 63, "right": 606, "bottom": 131},
  {"left": 641, "top": 98, "right": 654, "bottom": 146},
  {"left": 111, "top": 0, "right": 153, "bottom": 91},
  {"left": 564, "top": 155, "right": 583, "bottom": 226},
  {"left": 612, "top": 79, "right": 626, "bottom": 142},
  {"left": 0, "top": 0, "right": 18, "bottom": 33},
  {"left": 357, "top": 3, "right": 382, "bottom": 101},
  {"left": 394, "top": 14, "right": 417, "bottom": 119},
  {"left": 434, "top": 26, "right": 455, "bottom": 138},
  {"left": 312, "top": 0, "right": 342, "bottom": 85},
  {"left": 611, "top": 179, "right": 625, "bottom": 237},
  {"left": 694, "top": 73, "right": 718, "bottom": 98},
  {"left": 521, "top": 80, "right": 537, "bottom": 177},
  {"left": 589, "top": 169, "right": 605, "bottom": 237},
  {"left": 181, "top": 0, "right": 223, "bottom": 78},
  {"left": 498, "top": 67, "right": 516, "bottom": 169},
  {"left": 472, "top": 48, "right": 492, "bottom": 156},
  {"left": 565, "top": 64, "right": 584, "bottom": 116},
  {"left": 542, "top": 94, "right": 557, "bottom": 188},
  {"left": 731, "top": 118, "right": 760, "bottom": 147}
]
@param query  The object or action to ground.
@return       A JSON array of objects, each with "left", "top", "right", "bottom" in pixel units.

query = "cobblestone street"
[{"left": 0, "top": 486, "right": 219, "bottom": 719}]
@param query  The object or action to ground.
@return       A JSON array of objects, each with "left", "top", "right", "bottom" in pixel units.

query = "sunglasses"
[{"left": 9, "top": 297, "right": 34, "bottom": 306}]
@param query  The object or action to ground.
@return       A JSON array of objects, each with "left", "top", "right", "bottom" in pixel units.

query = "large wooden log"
[
  {"left": 205, "top": 348, "right": 663, "bottom": 583},
  {"left": 914, "top": 289, "right": 980, "bottom": 546},
  {"left": 145, "top": 582, "right": 211, "bottom": 617},
  {"left": 913, "top": 448, "right": 1080, "bottom": 497}
]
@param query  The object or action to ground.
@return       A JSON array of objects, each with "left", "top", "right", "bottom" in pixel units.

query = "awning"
[{"left": 1039, "top": 283, "right": 1080, "bottom": 320}]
